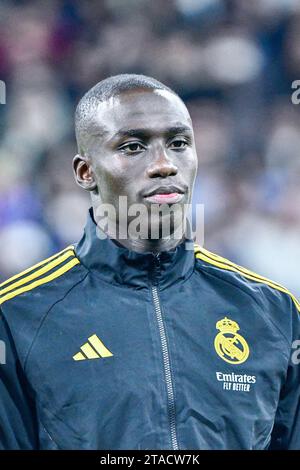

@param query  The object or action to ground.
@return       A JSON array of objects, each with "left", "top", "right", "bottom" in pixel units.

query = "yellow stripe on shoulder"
[
  {"left": 0, "top": 245, "right": 75, "bottom": 290},
  {"left": 0, "top": 246, "right": 80, "bottom": 306},
  {"left": 0, "top": 249, "right": 75, "bottom": 297},
  {"left": 0, "top": 257, "right": 80, "bottom": 306},
  {"left": 194, "top": 244, "right": 300, "bottom": 313}
]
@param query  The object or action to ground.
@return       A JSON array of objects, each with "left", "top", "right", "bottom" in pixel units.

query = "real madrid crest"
[{"left": 214, "top": 317, "right": 249, "bottom": 365}]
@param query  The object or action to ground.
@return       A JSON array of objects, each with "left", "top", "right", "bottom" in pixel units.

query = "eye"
[
  {"left": 169, "top": 138, "right": 189, "bottom": 151},
  {"left": 119, "top": 142, "right": 145, "bottom": 154}
]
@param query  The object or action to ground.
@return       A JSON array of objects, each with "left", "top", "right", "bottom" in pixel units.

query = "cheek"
[
  {"left": 178, "top": 152, "right": 198, "bottom": 179},
  {"left": 189, "top": 151, "right": 198, "bottom": 175},
  {"left": 93, "top": 157, "right": 137, "bottom": 200}
]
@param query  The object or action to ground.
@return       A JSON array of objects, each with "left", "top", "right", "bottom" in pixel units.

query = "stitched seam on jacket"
[
  {"left": 39, "top": 419, "right": 61, "bottom": 450},
  {"left": 23, "top": 269, "right": 89, "bottom": 373},
  {"left": 37, "top": 400, "right": 84, "bottom": 449}
]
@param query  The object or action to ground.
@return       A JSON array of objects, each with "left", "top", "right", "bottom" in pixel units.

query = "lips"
[{"left": 143, "top": 185, "right": 186, "bottom": 204}]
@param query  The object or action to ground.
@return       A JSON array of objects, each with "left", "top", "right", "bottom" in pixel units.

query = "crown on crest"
[{"left": 216, "top": 317, "right": 240, "bottom": 334}]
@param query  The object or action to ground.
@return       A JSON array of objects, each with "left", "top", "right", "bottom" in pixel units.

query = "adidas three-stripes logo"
[{"left": 73, "top": 334, "right": 113, "bottom": 361}]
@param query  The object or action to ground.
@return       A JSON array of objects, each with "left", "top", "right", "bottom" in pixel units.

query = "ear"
[{"left": 73, "top": 154, "right": 97, "bottom": 191}]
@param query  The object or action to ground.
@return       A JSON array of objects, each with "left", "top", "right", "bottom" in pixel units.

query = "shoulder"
[
  {"left": 0, "top": 245, "right": 84, "bottom": 309},
  {"left": 0, "top": 245, "right": 87, "bottom": 366},
  {"left": 0, "top": 244, "right": 86, "bottom": 332},
  {"left": 194, "top": 244, "right": 300, "bottom": 318}
]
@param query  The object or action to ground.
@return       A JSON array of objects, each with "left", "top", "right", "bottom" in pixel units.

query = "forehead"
[{"left": 92, "top": 89, "right": 192, "bottom": 135}]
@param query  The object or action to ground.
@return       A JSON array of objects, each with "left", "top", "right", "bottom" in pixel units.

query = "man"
[{"left": 0, "top": 74, "right": 299, "bottom": 450}]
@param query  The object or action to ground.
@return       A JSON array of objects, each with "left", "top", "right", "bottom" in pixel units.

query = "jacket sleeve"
[
  {"left": 269, "top": 299, "right": 300, "bottom": 450},
  {"left": 0, "top": 308, "right": 38, "bottom": 449}
]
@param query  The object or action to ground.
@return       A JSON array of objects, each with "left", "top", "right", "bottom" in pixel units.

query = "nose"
[{"left": 146, "top": 149, "right": 178, "bottom": 178}]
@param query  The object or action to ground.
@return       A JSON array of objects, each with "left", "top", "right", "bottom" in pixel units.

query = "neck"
[{"left": 91, "top": 199, "right": 188, "bottom": 254}]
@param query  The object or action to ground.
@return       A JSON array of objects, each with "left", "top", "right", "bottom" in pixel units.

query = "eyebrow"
[{"left": 111, "top": 125, "right": 193, "bottom": 141}]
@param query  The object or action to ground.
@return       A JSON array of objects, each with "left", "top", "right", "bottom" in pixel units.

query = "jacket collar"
[{"left": 75, "top": 208, "right": 195, "bottom": 290}]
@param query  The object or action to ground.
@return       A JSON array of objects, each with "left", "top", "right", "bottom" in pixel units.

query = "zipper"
[{"left": 151, "top": 254, "right": 179, "bottom": 450}]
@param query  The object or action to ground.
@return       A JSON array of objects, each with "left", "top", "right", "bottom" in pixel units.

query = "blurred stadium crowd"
[{"left": 0, "top": 0, "right": 300, "bottom": 295}]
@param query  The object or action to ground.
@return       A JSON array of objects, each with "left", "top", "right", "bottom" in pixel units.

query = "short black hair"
[{"left": 75, "top": 73, "right": 179, "bottom": 155}]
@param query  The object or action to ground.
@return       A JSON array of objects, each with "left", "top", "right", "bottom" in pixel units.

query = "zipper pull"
[
  {"left": 154, "top": 252, "right": 160, "bottom": 265},
  {"left": 152, "top": 253, "right": 161, "bottom": 284}
]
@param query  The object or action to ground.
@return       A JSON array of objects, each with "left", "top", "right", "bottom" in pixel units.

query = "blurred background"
[{"left": 0, "top": 0, "right": 300, "bottom": 295}]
